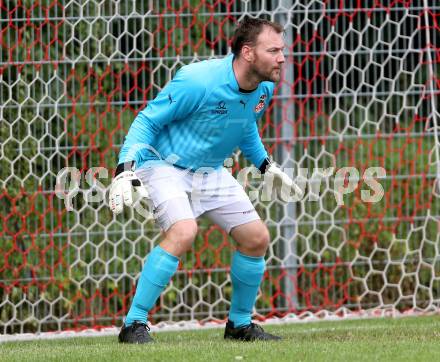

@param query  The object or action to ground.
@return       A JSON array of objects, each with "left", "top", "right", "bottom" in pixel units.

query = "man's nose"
[{"left": 277, "top": 51, "right": 285, "bottom": 63}]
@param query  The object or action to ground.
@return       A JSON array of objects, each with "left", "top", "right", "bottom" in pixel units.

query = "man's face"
[{"left": 249, "top": 26, "right": 285, "bottom": 82}]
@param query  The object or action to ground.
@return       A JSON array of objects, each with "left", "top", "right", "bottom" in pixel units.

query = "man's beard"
[{"left": 250, "top": 62, "right": 279, "bottom": 83}]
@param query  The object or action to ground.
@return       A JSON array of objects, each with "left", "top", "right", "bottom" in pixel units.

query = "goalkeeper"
[{"left": 110, "top": 17, "right": 301, "bottom": 343}]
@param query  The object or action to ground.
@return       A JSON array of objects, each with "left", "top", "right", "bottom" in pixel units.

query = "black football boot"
[
  {"left": 118, "top": 321, "right": 154, "bottom": 344},
  {"left": 224, "top": 320, "right": 281, "bottom": 341}
]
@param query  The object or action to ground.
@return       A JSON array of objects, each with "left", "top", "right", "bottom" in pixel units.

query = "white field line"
[{"left": 1, "top": 309, "right": 439, "bottom": 343}]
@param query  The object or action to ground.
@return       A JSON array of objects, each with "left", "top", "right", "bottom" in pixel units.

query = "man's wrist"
[
  {"left": 115, "top": 161, "right": 136, "bottom": 177},
  {"left": 258, "top": 157, "right": 272, "bottom": 174}
]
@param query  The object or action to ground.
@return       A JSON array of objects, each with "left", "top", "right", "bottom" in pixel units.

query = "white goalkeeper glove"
[
  {"left": 261, "top": 158, "right": 304, "bottom": 200},
  {"left": 109, "top": 162, "right": 149, "bottom": 214}
]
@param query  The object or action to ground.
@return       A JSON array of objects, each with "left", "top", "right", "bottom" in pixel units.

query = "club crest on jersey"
[{"left": 254, "top": 95, "right": 266, "bottom": 113}]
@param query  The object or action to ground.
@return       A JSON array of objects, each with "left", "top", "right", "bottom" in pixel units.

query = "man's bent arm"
[{"left": 118, "top": 67, "right": 206, "bottom": 165}]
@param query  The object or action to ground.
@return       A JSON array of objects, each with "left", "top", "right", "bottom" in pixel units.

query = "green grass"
[{"left": 2, "top": 316, "right": 440, "bottom": 361}]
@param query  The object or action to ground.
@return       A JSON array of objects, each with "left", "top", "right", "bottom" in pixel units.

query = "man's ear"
[{"left": 241, "top": 45, "right": 254, "bottom": 62}]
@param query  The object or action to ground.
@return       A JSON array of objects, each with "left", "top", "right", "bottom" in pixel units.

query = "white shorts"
[{"left": 135, "top": 164, "right": 260, "bottom": 233}]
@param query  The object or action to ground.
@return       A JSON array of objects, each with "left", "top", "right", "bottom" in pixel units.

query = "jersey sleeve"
[
  {"left": 239, "top": 120, "right": 268, "bottom": 169},
  {"left": 239, "top": 83, "right": 273, "bottom": 168},
  {"left": 118, "top": 67, "right": 206, "bottom": 165}
]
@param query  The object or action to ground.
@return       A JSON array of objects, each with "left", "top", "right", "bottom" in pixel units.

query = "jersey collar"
[
  {"left": 227, "top": 54, "right": 240, "bottom": 92},
  {"left": 228, "top": 54, "right": 258, "bottom": 94}
]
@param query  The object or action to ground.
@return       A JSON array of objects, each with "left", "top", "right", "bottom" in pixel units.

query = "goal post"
[{"left": 1, "top": 1, "right": 440, "bottom": 335}]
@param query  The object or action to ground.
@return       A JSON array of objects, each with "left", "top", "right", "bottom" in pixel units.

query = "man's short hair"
[{"left": 231, "top": 16, "right": 284, "bottom": 57}]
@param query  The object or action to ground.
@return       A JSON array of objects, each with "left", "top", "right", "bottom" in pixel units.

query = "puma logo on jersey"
[{"left": 168, "top": 94, "right": 176, "bottom": 104}]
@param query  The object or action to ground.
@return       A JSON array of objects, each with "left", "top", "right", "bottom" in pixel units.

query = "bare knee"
[
  {"left": 160, "top": 219, "right": 198, "bottom": 256},
  {"left": 232, "top": 221, "right": 270, "bottom": 256},
  {"left": 168, "top": 219, "right": 198, "bottom": 243},
  {"left": 250, "top": 227, "right": 270, "bottom": 254}
]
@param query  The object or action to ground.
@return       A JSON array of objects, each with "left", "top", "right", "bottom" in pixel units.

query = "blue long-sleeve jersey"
[{"left": 118, "top": 54, "right": 273, "bottom": 171}]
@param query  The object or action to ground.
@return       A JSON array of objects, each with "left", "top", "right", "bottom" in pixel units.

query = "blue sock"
[
  {"left": 228, "top": 251, "right": 265, "bottom": 328},
  {"left": 125, "top": 246, "right": 179, "bottom": 326}
]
